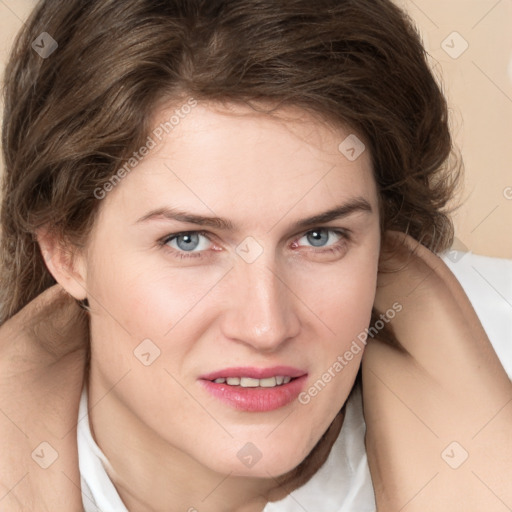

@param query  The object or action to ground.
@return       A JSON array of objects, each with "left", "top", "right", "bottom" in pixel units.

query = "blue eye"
[
  {"left": 162, "top": 231, "right": 212, "bottom": 259},
  {"left": 297, "top": 228, "right": 346, "bottom": 248},
  {"left": 160, "top": 228, "right": 350, "bottom": 260}
]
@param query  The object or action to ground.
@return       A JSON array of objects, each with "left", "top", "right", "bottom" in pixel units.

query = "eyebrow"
[{"left": 135, "top": 197, "right": 373, "bottom": 232}]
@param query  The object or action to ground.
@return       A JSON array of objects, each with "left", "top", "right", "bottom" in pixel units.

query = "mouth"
[
  {"left": 208, "top": 375, "right": 295, "bottom": 387},
  {"left": 198, "top": 366, "right": 308, "bottom": 412}
]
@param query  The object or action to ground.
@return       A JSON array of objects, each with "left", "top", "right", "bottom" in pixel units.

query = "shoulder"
[{"left": 439, "top": 249, "right": 512, "bottom": 377}]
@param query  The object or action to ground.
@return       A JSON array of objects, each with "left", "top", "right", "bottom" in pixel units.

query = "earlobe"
[{"left": 35, "top": 226, "right": 88, "bottom": 301}]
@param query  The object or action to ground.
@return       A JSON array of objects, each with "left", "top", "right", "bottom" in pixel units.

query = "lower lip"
[{"left": 199, "top": 375, "right": 308, "bottom": 412}]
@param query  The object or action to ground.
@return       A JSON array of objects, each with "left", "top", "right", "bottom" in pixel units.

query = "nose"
[{"left": 220, "top": 257, "right": 301, "bottom": 352}]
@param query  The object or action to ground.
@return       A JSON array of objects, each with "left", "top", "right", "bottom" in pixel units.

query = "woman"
[{"left": 0, "top": 0, "right": 510, "bottom": 510}]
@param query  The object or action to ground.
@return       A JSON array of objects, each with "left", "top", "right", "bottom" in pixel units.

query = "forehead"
[
  {"left": 101, "top": 100, "right": 378, "bottom": 227},
  {"left": 149, "top": 99, "right": 366, "bottom": 165}
]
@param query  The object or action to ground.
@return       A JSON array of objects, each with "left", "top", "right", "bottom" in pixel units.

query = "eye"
[
  {"left": 161, "top": 231, "right": 213, "bottom": 259},
  {"left": 160, "top": 227, "right": 351, "bottom": 261},
  {"left": 293, "top": 228, "right": 350, "bottom": 256},
  {"left": 295, "top": 228, "right": 347, "bottom": 249}
]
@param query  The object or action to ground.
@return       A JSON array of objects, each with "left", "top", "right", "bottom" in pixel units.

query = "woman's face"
[{"left": 80, "top": 100, "right": 381, "bottom": 478}]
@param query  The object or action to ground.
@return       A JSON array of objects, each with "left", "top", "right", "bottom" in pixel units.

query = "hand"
[{"left": 362, "top": 230, "right": 512, "bottom": 511}]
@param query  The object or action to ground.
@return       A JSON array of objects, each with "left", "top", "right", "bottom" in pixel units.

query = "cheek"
[
  {"left": 308, "top": 249, "right": 379, "bottom": 342},
  {"left": 85, "top": 241, "right": 219, "bottom": 340},
  {"left": 294, "top": 244, "right": 379, "bottom": 412}
]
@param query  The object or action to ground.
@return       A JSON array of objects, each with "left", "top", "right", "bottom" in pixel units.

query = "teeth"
[
  {"left": 240, "top": 377, "right": 260, "bottom": 387},
  {"left": 211, "top": 375, "right": 293, "bottom": 387},
  {"left": 259, "top": 377, "right": 277, "bottom": 387}
]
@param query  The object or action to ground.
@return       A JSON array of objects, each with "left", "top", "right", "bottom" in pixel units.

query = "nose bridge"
[{"left": 222, "top": 254, "right": 300, "bottom": 350}]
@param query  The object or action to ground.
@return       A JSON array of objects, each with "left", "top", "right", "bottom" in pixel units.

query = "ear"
[{"left": 35, "top": 226, "right": 88, "bottom": 301}]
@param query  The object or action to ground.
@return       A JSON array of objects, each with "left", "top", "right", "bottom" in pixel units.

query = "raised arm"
[{"left": 362, "top": 230, "right": 512, "bottom": 511}]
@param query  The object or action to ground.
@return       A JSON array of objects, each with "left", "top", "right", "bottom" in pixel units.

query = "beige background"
[{"left": 1, "top": 0, "right": 511, "bottom": 259}]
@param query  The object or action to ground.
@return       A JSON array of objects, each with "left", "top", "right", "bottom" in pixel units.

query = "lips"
[{"left": 198, "top": 366, "right": 308, "bottom": 412}]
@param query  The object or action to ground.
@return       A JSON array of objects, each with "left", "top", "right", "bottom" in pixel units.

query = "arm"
[
  {"left": 362, "top": 230, "right": 512, "bottom": 511},
  {"left": 0, "top": 285, "right": 87, "bottom": 511}
]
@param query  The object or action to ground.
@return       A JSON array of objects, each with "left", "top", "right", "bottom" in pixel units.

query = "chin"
[{"left": 203, "top": 438, "right": 314, "bottom": 479}]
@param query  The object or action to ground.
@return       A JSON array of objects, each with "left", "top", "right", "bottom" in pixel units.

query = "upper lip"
[{"left": 199, "top": 366, "right": 307, "bottom": 381}]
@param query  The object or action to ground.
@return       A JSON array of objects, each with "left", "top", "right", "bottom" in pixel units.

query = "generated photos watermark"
[
  {"left": 94, "top": 97, "right": 198, "bottom": 200},
  {"left": 298, "top": 301, "right": 403, "bottom": 404}
]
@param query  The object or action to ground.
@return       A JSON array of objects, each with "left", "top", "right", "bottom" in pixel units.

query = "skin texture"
[
  {"left": 363, "top": 231, "right": 512, "bottom": 510},
  {"left": 38, "top": 101, "right": 382, "bottom": 511}
]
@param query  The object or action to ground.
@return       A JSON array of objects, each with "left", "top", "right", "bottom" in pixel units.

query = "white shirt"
[
  {"left": 78, "top": 382, "right": 129, "bottom": 512},
  {"left": 77, "top": 250, "right": 512, "bottom": 511}
]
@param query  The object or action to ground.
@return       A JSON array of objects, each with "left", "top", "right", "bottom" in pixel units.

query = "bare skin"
[{"left": 363, "top": 230, "right": 512, "bottom": 510}]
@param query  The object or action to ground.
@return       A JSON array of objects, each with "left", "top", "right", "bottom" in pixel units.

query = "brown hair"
[{"left": 0, "top": 0, "right": 462, "bottom": 494}]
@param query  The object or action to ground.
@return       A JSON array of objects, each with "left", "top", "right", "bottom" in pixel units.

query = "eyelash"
[{"left": 158, "top": 228, "right": 351, "bottom": 261}]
